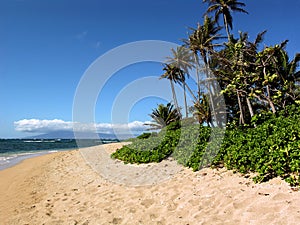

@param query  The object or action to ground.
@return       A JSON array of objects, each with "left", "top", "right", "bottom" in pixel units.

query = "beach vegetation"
[
  {"left": 159, "top": 64, "right": 184, "bottom": 118},
  {"left": 214, "top": 105, "right": 300, "bottom": 186},
  {"left": 137, "top": 133, "right": 151, "bottom": 139},
  {"left": 144, "top": 103, "right": 181, "bottom": 130},
  {"left": 113, "top": 107, "right": 300, "bottom": 186},
  {"left": 166, "top": 46, "right": 195, "bottom": 117},
  {"left": 112, "top": 122, "right": 181, "bottom": 163},
  {"left": 111, "top": 0, "right": 300, "bottom": 186}
]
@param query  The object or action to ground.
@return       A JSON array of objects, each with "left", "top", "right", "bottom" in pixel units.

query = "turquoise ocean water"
[{"left": 0, "top": 139, "right": 118, "bottom": 170}]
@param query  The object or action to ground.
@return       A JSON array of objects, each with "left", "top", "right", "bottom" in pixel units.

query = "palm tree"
[
  {"left": 166, "top": 46, "right": 194, "bottom": 74},
  {"left": 145, "top": 103, "right": 181, "bottom": 130},
  {"left": 160, "top": 64, "right": 183, "bottom": 118},
  {"left": 185, "top": 16, "right": 223, "bottom": 125},
  {"left": 192, "top": 94, "right": 212, "bottom": 126},
  {"left": 282, "top": 53, "right": 300, "bottom": 104},
  {"left": 186, "top": 16, "right": 222, "bottom": 66},
  {"left": 166, "top": 46, "right": 194, "bottom": 117},
  {"left": 204, "top": 0, "right": 248, "bottom": 40},
  {"left": 185, "top": 16, "right": 222, "bottom": 96}
]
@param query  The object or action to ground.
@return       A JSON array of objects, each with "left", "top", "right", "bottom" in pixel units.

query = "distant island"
[{"left": 27, "top": 130, "right": 137, "bottom": 140}]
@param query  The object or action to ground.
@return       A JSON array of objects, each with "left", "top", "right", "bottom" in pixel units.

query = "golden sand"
[{"left": 0, "top": 143, "right": 299, "bottom": 224}]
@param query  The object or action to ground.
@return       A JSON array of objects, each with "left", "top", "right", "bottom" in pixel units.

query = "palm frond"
[
  {"left": 254, "top": 30, "right": 267, "bottom": 46},
  {"left": 146, "top": 103, "right": 181, "bottom": 130}
]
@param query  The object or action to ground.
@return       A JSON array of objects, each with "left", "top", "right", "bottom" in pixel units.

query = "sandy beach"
[{"left": 0, "top": 142, "right": 299, "bottom": 225}]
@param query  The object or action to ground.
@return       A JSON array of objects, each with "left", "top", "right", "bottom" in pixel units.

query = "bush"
[
  {"left": 136, "top": 133, "right": 151, "bottom": 139},
  {"left": 111, "top": 127, "right": 181, "bottom": 164},
  {"left": 112, "top": 123, "right": 214, "bottom": 168},
  {"left": 172, "top": 125, "right": 211, "bottom": 169},
  {"left": 111, "top": 105, "right": 300, "bottom": 186},
  {"left": 215, "top": 106, "right": 300, "bottom": 186}
]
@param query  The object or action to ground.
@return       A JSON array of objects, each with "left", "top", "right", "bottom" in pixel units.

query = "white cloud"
[
  {"left": 14, "top": 119, "right": 148, "bottom": 134},
  {"left": 95, "top": 121, "right": 149, "bottom": 134},
  {"left": 14, "top": 119, "right": 73, "bottom": 133}
]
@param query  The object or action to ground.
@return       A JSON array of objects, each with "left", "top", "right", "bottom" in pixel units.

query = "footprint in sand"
[
  {"left": 129, "top": 207, "right": 136, "bottom": 213},
  {"left": 272, "top": 193, "right": 290, "bottom": 201},
  {"left": 112, "top": 217, "right": 122, "bottom": 224},
  {"left": 167, "top": 201, "right": 178, "bottom": 211},
  {"left": 141, "top": 199, "right": 155, "bottom": 208},
  {"left": 188, "top": 198, "right": 201, "bottom": 207},
  {"left": 232, "top": 197, "right": 254, "bottom": 209}
]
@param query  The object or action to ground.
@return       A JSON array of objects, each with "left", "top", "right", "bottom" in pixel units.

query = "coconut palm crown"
[
  {"left": 203, "top": 0, "right": 248, "bottom": 40},
  {"left": 145, "top": 103, "right": 181, "bottom": 130}
]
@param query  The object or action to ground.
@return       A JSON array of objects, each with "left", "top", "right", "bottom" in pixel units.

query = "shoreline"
[
  {"left": 0, "top": 138, "right": 120, "bottom": 171},
  {"left": 0, "top": 148, "right": 77, "bottom": 171},
  {"left": 1, "top": 143, "right": 300, "bottom": 224}
]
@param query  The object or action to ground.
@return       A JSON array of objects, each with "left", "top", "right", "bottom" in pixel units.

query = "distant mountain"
[{"left": 27, "top": 130, "right": 137, "bottom": 140}]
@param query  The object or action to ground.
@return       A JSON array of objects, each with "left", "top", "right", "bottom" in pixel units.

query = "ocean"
[{"left": 0, "top": 139, "right": 119, "bottom": 170}]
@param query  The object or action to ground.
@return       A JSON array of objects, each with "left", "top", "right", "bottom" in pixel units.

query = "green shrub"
[
  {"left": 111, "top": 126, "right": 181, "bottom": 164},
  {"left": 215, "top": 106, "right": 300, "bottom": 186},
  {"left": 111, "top": 105, "right": 300, "bottom": 186},
  {"left": 136, "top": 133, "right": 151, "bottom": 139},
  {"left": 172, "top": 125, "right": 211, "bottom": 170},
  {"left": 112, "top": 123, "right": 214, "bottom": 168}
]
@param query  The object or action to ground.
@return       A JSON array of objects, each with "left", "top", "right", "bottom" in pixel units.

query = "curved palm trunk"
[
  {"left": 263, "top": 66, "right": 276, "bottom": 114},
  {"left": 223, "top": 14, "right": 231, "bottom": 41},
  {"left": 246, "top": 96, "right": 255, "bottom": 127},
  {"left": 183, "top": 83, "right": 188, "bottom": 118},
  {"left": 243, "top": 81, "right": 254, "bottom": 118},
  {"left": 170, "top": 80, "right": 182, "bottom": 118},
  {"left": 224, "top": 14, "right": 244, "bottom": 124},
  {"left": 193, "top": 53, "right": 201, "bottom": 100},
  {"left": 205, "top": 59, "right": 218, "bottom": 127},
  {"left": 183, "top": 80, "right": 198, "bottom": 102}
]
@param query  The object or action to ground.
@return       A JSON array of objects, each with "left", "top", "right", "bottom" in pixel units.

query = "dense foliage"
[
  {"left": 112, "top": 124, "right": 181, "bottom": 163},
  {"left": 113, "top": 106, "right": 300, "bottom": 186},
  {"left": 112, "top": 0, "right": 300, "bottom": 187},
  {"left": 159, "top": 0, "right": 300, "bottom": 126},
  {"left": 215, "top": 105, "right": 300, "bottom": 186},
  {"left": 136, "top": 132, "right": 157, "bottom": 139}
]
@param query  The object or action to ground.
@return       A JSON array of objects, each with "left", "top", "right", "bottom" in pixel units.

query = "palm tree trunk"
[
  {"left": 245, "top": 96, "right": 256, "bottom": 127},
  {"left": 266, "top": 85, "right": 276, "bottom": 114},
  {"left": 183, "top": 83, "right": 188, "bottom": 118},
  {"left": 183, "top": 80, "right": 198, "bottom": 102},
  {"left": 223, "top": 14, "right": 231, "bottom": 41},
  {"left": 207, "top": 88, "right": 217, "bottom": 127},
  {"left": 205, "top": 59, "right": 218, "bottom": 127},
  {"left": 237, "top": 90, "right": 244, "bottom": 125},
  {"left": 263, "top": 64, "right": 276, "bottom": 114},
  {"left": 193, "top": 53, "right": 201, "bottom": 100},
  {"left": 246, "top": 96, "right": 254, "bottom": 118},
  {"left": 170, "top": 80, "right": 182, "bottom": 118}
]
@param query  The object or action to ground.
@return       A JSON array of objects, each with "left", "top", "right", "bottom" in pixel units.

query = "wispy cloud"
[
  {"left": 95, "top": 41, "right": 101, "bottom": 48},
  {"left": 14, "top": 119, "right": 148, "bottom": 134},
  {"left": 75, "top": 31, "right": 88, "bottom": 40}
]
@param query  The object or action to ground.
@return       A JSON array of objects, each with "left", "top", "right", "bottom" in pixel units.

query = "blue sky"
[{"left": 1, "top": 0, "right": 300, "bottom": 138}]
